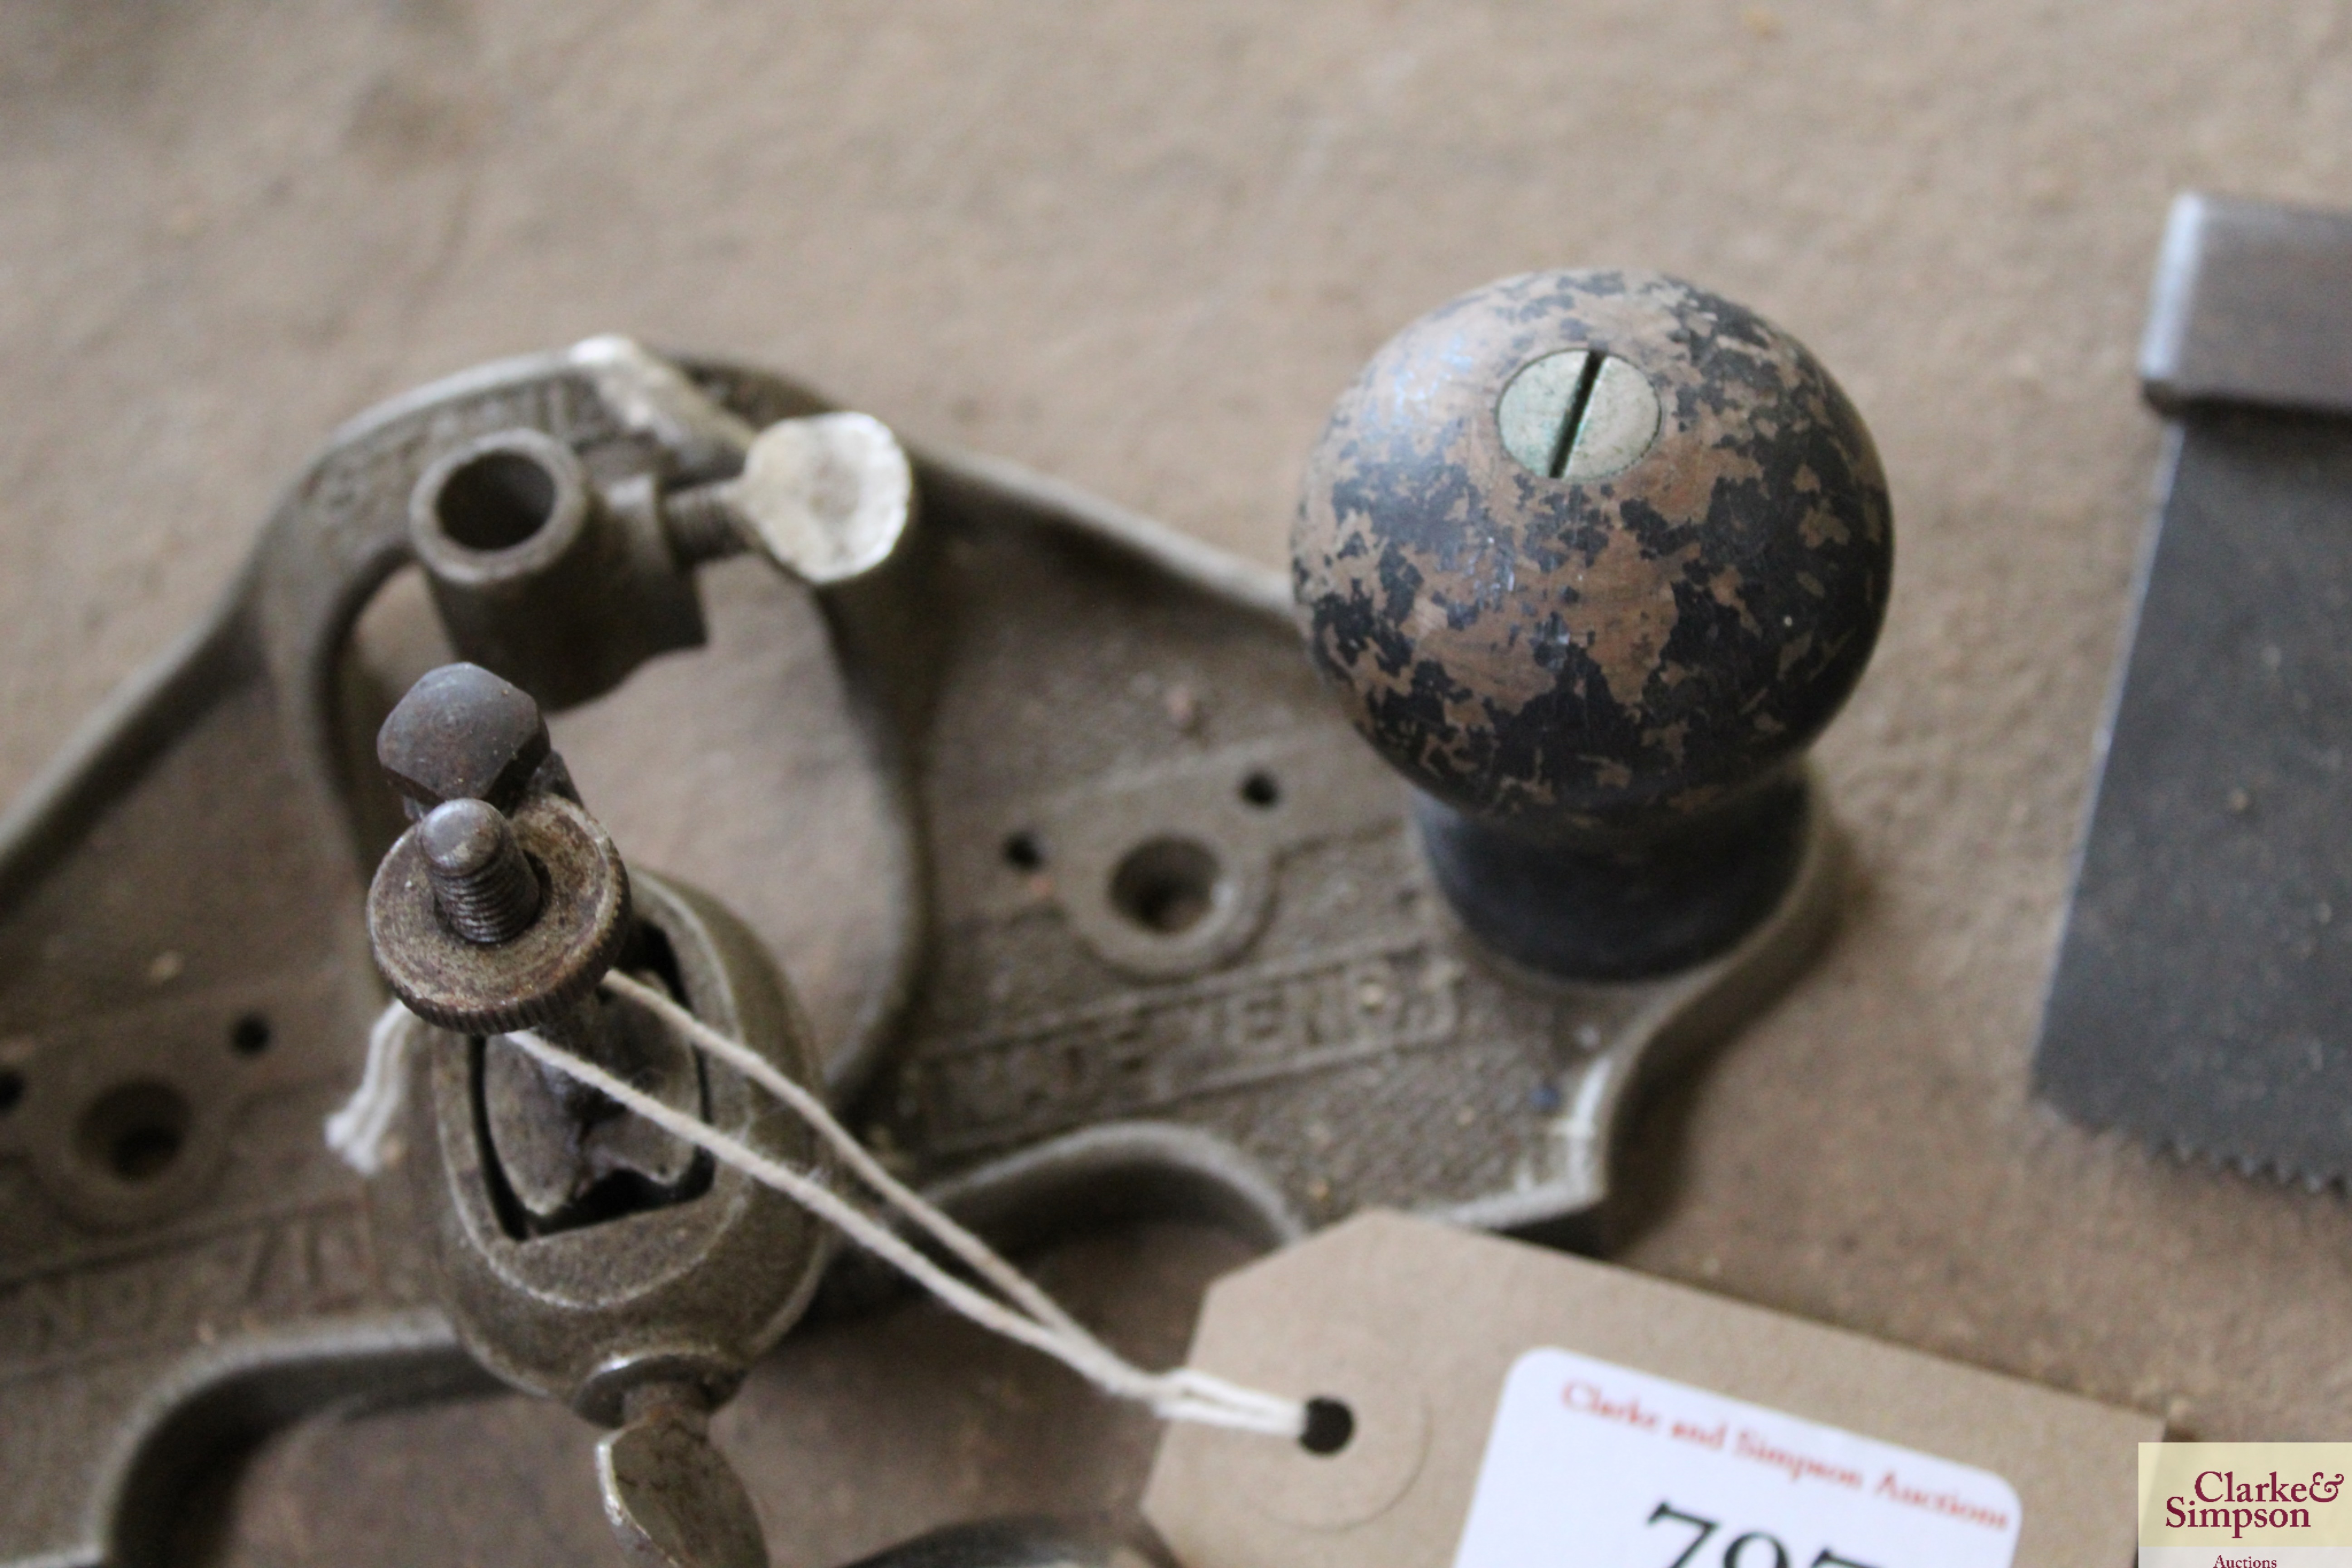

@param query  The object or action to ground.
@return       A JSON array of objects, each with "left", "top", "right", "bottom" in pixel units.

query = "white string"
[
  {"left": 597, "top": 971, "right": 1098, "bottom": 1346},
  {"left": 323, "top": 1001, "right": 416, "bottom": 1176},
  {"left": 323, "top": 985, "right": 1304, "bottom": 1439}
]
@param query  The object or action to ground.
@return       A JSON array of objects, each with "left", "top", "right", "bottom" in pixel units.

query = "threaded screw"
[
  {"left": 420, "top": 798, "right": 544, "bottom": 945},
  {"left": 662, "top": 484, "right": 750, "bottom": 567}
]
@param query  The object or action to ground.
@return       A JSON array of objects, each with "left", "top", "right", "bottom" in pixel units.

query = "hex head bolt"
[
  {"left": 376, "top": 659, "right": 564, "bottom": 818},
  {"left": 1294, "top": 270, "right": 1893, "bottom": 978},
  {"left": 367, "top": 661, "right": 712, "bottom": 1232},
  {"left": 368, "top": 662, "right": 632, "bottom": 1040}
]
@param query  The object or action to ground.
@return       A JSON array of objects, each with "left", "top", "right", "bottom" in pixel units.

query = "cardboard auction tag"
[{"left": 1144, "top": 1212, "right": 2157, "bottom": 1568}]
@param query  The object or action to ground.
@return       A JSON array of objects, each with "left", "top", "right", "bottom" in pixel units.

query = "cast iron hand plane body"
[{"left": 0, "top": 270, "right": 1889, "bottom": 1567}]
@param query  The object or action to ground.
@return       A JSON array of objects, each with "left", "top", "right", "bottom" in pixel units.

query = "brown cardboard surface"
[
  {"left": 1147, "top": 1212, "right": 2157, "bottom": 1568},
  {"left": 10, "top": 4, "right": 2352, "bottom": 1564}
]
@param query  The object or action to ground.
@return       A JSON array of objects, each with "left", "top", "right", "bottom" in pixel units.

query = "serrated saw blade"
[{"left": 2038, "top": 191, "right": 2352, "bottom": 1181}]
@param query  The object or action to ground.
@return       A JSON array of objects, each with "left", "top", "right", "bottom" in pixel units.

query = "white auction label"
[{"left": 1452, "top": 1347, "right": 2023, "bottom": 1568}]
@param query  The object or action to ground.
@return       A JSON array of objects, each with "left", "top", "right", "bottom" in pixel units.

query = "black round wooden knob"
[{"left": 1294, "top": 270, "right": 1891, "bottom": 975}]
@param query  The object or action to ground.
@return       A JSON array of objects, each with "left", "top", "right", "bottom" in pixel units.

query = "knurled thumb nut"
[{"left": 369, "top": 792, "right": 632, "bottom": 1035}]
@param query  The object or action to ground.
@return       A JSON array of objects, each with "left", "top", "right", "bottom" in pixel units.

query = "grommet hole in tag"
[
  {"left": 1187, "top": 1324, "right": 1430, "bottom": 1529},
  {"left": 1297, "top": 1397, "right": 1354, "bottom": 1456},
  {"left": 1145, "top": 1213, "right": 2165, "bottom": 1568}
]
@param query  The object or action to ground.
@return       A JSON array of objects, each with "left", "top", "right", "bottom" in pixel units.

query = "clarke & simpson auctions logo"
[
  {"left": 2141, "top": 1444, "right": 2352, "bottom": 1566},
  {"left": 2160, "top": 1470, "right": 2344, "bottom": 1539}
]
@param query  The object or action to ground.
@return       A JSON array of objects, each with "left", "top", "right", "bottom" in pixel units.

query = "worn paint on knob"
[
  {"left": 1294, "top": 270, "right": 1891, "bottom": 839},
  {"left": 1495, "top": 350, "right": 1661, "bottom": 481}
]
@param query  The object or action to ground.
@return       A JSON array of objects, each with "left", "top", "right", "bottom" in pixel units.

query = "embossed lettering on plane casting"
[
  {"left": 916, "top": 936, "right": 1463, "bottom": 1155},
  {"left": 0, "top": 1201, "right": 377, "bottom": 1380}
]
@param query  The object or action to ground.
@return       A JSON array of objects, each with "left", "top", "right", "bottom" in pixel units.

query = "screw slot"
[
  {"left": 76, "top": 1081, "right": 191, "bottom": 1184},
  {"left": 1299, "top": 1396, "right": 1355, "bottom": 1455},
  {"left": 1109, "top": 836, "right": 1223, "bottom": 935},
  {"left": 1496, "top": 349, "right": 1661, "bottom": 482},
  {"left": 1003, "top": 830, "right": 1045, "bottom": 871},
  {"left": 1240, "top": 769, "right": 1281, "bottom": 808},
  {"left": 230, "top": 1013, "right": 271, "bottom": 1056},
  {"left": 435, "top": 449, "right": 561, "bottom": 551},
  {"left": 0, "top": 1070, "right": 22, "bottom": 1114}
]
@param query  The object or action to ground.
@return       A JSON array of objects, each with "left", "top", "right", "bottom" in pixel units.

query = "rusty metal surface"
[
  {"left": 0, "top": 333, "right": 1853, "bottom": 1565},
  {"left": 180, "top": 1222, "right": 1250, "bottom": 1568},
  {"left": 406, "top": 423, "right": 706, "bottom": 713},
  {"left": 411, "top": 867, "right": 830, "bottom": 1426},
  {"left": 0, "top": 351, "right": 883, "bottom": 1568},
  {"left": 1286, "top": 270, "right": 1887, "bottom": 980},
  {"left": 371, "top": 791, "right": 631, "bottom": 1033},
  {"left": 598, "top": 1400, "right": 772, "bottom": 1568},
  {"left": 1295, "top": 270, "right": 1890, "bottom": 840},
  {"left": 25, "top": 7, "right": 2352, "bottom": 1563},
  {"left": 376, "top": 649, "right": 841, "bottom": 1568},
  {"left": 858, "top": 450, "right": 1841, "bottom": 1234},
  {"left": 375, "top": 662, "right": 555, "bottom": 817}
]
